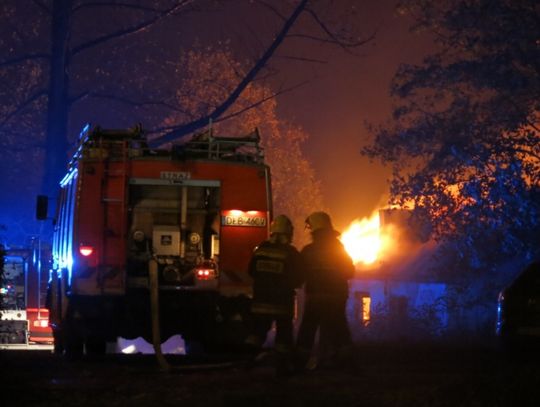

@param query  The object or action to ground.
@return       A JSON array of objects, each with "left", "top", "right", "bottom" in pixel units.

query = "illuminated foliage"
[
  {"left": 164, "top": 47, "right": 324, "bottom": 246},
  {"left": 364, "top": 0, "right": 540, "bottom": 271}
]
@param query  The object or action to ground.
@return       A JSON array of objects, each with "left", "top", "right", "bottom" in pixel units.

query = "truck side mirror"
[{"left": 36, "top": 195, "right": 49, "bottom": 220}]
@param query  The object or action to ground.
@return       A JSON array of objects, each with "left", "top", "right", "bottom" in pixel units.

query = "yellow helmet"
[
  {"left": 270, "top": 215, "right": 293, "bottom": 236},
  {"left": 305, "top": 211, "right": 334, "bottom": 232}
]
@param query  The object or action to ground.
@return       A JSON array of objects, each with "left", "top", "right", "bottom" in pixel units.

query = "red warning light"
[{"left": 79, "top": 245, "right": 94, "bottom": 257}]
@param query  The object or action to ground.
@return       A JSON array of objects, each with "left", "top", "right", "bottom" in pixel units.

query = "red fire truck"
[
  {"left": 38, "top": 125, "right": 272, "bottom": 355},
  {"left": 0, "top": 243, "right": 53, "bottom": 345}
]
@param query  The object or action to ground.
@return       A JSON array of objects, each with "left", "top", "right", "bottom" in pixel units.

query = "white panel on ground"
[{"left": 116, "top": 335, "right": 186, "bottom": 354}]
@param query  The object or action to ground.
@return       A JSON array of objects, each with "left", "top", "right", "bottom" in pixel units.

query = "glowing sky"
[{"left": 274, "top": 1, "right": 435, "bottom": 230}]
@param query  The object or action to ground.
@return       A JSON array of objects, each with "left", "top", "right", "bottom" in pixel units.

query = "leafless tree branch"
[
  {"left": 147, "top": 82, "right": 307, "bottom": 136},
  {"left": 274, "top": 54, "right": 328, "bottom": 64},
  {"left": 149, "top": 0, "right": 310, "bottom": 146},
  {"left": 303, "top": 7, "right": 377, "bottom": 53},
  {"left": 214, "top": 80, "right": 310, "bottom": 123},
  {"left": 70, "top": 1, "right": 193, "bottom": 57},
  {"left": 251, "top": 69, "right": 280, "bottom": 83},
  {"left": 72, "top": 1, "right": 164, "bottom": 14},
  {"left": 70, "top": 91, "right": 193, "bottom": 117},
  {"left": 0, "top": 89, "right": 47, "bottom": 129},
  {"left": 255, "top": 0, "right": 287, "bottom": 21},
  {"left": 0, "top": 53, "right": 50, "bottom": 68}
]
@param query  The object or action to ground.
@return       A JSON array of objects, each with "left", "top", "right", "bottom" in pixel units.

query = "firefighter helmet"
[
  {"left": 305, "top": 211, "right": 334, "bottom": 232},
  {"left": 270, "top": 215, "right": 294, "bottom": 236}
]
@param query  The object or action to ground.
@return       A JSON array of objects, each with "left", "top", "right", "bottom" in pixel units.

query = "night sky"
[{"left": 273, "top": 0, "right": 435, "bottom": 229}]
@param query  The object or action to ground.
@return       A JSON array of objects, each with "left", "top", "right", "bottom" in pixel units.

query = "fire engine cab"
[{"left": 38, "top": 125, "right": 272, "bottom": 355}]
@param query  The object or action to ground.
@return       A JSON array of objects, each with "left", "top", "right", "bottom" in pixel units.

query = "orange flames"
[{"left": 340, "top": 211, "right": 394, "bottom": 267}]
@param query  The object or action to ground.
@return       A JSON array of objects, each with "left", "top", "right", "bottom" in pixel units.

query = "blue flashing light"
[
  {"left": 58, "top": 255, "right": 73, "bottom": 273},
  {"left": 79, "top": 123, "right": 91, "bottom": 140},
  {"left": 53, "top": 164, "right": 78, "bottom": 287},
  {"left": 60, "top": 168, "right": 78, "bottom": 188},
  {"left": 5, "top": 255, "right": 24, "bottom": 263}
]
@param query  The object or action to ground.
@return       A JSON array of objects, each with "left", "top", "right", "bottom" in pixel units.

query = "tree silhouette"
[{"left": 364, "top": 0, "right": 540, "bottom": 273}]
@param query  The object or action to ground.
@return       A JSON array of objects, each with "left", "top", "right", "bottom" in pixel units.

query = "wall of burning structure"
[
  {"left": 345, "top": 208, "right": 450, "bottom": 342},
  {"left": 343, "top": 207, "right": 512, "bottom": 343}
]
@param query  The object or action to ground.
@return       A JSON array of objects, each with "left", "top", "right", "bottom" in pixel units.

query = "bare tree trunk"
[{"left": 43, "top": 0, "right": 71, "bottom": 196}]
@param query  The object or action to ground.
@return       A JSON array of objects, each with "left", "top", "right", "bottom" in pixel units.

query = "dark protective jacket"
[
  {"left": 248, "top": 240, "right": 304, "bottom": 316},
  {"left": 300, "top": 229, "right": 355, "bottom": 298}
]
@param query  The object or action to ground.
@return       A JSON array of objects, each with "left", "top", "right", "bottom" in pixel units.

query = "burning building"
[{"left": 341, "top": 209, "right": 449, "bottom": 342}]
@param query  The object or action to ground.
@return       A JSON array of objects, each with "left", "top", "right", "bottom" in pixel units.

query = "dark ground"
[{"left": 2, "top": 343, "right": 539, "bottom": 407}]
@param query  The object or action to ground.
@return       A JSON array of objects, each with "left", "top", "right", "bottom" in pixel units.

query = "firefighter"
[
  {"left": 296, "top": 211, "right": 355, "bottom": 370},
  {"left": 245, "top": 214, "right": 304, "bottom": 375}
]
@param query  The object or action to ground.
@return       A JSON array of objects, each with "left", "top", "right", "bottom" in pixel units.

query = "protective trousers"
[
  {"left": 297, "top": 294, "right": 351, "bottom": 359},
  {"left": 250, "top": 314, "right": 294, "bottom": 349}
]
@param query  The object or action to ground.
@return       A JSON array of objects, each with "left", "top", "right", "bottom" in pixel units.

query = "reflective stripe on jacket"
[{"left": 249, "top": 241, "right": 304, "bottom": 316}]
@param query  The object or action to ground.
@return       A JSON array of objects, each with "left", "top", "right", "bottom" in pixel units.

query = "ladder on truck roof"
[
  {"left": 77, "top": 124, "right": 146, "bottom": 162},
  {"left": 70, "top": 124, "right": 264, "bottom": 165},
  {"left": 178, "top": 128, "right": 264, "bottom": 163}
]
